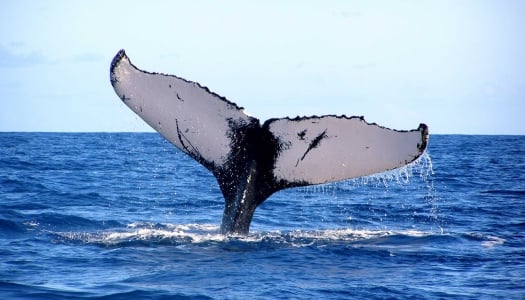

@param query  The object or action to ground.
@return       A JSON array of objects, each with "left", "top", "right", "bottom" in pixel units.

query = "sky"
[{"left": 1, "top": 1, "right": 524, "bottom": 134}]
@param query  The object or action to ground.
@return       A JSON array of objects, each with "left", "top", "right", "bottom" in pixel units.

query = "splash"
[
  {"left": 298, "top": 151, "right": 433, "bottom": 191},
  {"left": 85, "top": 223, "right": 225, "bottom": 246},
  {"left": 54, "top": 223, "right": 435, "bottom": 248},
  {"left": 296, "top": 152, "right": 442, "bottom": 232},
  {"left": 52, "top": 220, "right": 503, "bottom": 250},
  {"left": 359, "top": 150, "right": 434, "bottom": 186}
]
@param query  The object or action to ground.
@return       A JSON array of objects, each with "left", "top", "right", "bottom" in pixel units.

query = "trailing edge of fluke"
[{"left": 110, "top": 49, "right": 429, "bottom": 234}]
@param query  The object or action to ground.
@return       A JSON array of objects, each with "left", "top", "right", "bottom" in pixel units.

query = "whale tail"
[{"left": 110, "top": 49, "right": 429, "bottom": 234}]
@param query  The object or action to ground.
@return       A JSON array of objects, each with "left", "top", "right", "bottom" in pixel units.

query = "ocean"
[{"left": 0, "top": 133, "right": 523, "bottom": 299}]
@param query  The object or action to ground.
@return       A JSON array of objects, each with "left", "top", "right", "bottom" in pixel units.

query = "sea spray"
[{"left": 295, "top": 152, "right": 442, "bottom": 232}]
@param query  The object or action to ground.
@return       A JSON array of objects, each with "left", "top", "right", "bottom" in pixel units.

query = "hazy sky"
[{"left": 1, "top": 1, "right": 524, "bottom": 134}]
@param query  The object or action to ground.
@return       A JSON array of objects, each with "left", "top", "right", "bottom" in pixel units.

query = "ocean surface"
[{"left": 0, "top": 133, "right": 523, "bottom": 299}]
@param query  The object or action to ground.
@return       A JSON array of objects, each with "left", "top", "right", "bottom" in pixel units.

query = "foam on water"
[{"left": 51, "top": 220, "right": 503, "bottom": 252}]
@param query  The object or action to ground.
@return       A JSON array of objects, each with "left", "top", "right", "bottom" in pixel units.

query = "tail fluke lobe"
[
  {"left": 110, "top": 49, "right": 258, "bottom": 172},
  {"left": 265, "top": 116, "right": 428, "bottom": 187}
]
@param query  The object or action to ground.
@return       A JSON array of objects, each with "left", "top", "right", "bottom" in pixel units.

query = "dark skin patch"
[
  {"left": 110, "top": 76, "right": 119, "bottom": 86},
  {"left": 296, "top": 129, "right": 328, "bottom": 167},
  {"left": 120, "top": 94, "right": 130, "bottom": 102},
  {"left": 297, "top": 129, "right": 307, "bottom": 140},
  {"left": 175, "top": 119, "right": 202, "bottom": 163}
]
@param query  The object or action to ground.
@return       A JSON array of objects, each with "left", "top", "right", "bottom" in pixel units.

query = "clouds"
[{"left": 0, "top": 45, "right": 48, "bottom": 68}]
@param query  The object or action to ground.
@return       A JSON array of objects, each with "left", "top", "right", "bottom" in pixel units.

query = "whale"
[{"left": 109, "top": 49, "right": 429, "bottom": 234}]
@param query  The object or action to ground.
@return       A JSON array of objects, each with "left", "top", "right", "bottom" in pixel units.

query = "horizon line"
[{"left": 1, "top": 131, "right": 523, "bottom": 136}]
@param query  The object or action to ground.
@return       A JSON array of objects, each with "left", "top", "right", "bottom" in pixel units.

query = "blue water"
[{"left": 1, "top": 133, "right": 524, "bottom": 299}]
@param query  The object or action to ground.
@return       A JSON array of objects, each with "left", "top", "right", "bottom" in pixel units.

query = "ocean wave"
[
  {"left": 50, "top": 222, "right": 500, "bottom": 251},
  {"left": 481, "top": 189, "right": 525, "bottom": 196},
  {"left": 463, "top": 232, "right": 506, "bottom": 248},
  {"left": 0, "top": 281, "right": 85, "bottom": 300},
  {"left": 0, "top": 218, "right": 26, "bottom": 235}
]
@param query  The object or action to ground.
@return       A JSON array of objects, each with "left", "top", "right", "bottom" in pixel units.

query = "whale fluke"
[{"left": 110, "top": 49, "right": 429, "bottom": 234}]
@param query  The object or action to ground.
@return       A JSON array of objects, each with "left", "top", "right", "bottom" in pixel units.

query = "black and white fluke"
[{"left": 110, "top": 50, "right": 429, "bottom": 234}]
